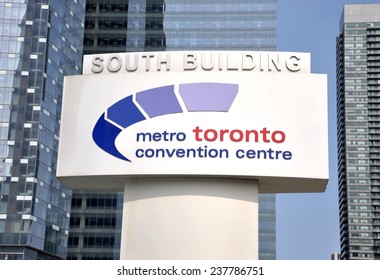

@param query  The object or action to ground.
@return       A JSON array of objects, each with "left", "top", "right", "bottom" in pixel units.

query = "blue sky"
[{"left": 276, "top": 0, "right": 380, "bottom": 260}]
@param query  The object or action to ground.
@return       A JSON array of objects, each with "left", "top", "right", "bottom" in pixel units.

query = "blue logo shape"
[{"left": 92, "top": 83, "right": 239, "bottom": 161}]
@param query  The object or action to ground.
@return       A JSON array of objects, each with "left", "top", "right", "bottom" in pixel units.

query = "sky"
[{"left": 276, "top": 0, "right": 380, "bottom": 260}]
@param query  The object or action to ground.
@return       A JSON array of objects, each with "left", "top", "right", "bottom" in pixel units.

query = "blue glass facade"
[
  {"left": 84, "top": 0, "right": 276, "bottom": 53},
  {"left": 0, "top": 0, "right": 84, "bottom": 260},
  {"left": 258, "top": 194, "right": 276, "bottom": 259},
  {"left": 69, "top": 0, "right": 276, "bottom": 260}
]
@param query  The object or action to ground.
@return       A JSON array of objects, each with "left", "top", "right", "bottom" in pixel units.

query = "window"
[{"left": 71, "top": 197, "right": 82, "bottom": 208}]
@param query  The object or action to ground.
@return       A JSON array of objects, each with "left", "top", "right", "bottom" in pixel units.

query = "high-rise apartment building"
[
  {"left": 0, "top": 1, "right": 84, "bottom": 259},
  {"left": 337, "top": 4, "right": 380, "bottom": 260},
  {"left": 67, "top": 0, "right": 277, "bottom": 260}
]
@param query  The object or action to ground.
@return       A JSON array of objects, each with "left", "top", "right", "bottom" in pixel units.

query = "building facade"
[
  {"left": 0, "top": 0, "right": 84, "bottom": 259},
  {"left": 83, "top": 0, "right": 276, "bottom": 53},
  {"left": 67, "top": 191, "right": 122, "bottom": 260},
  {"left": 337, "top": 4, "right": 380, "bottom": 260},
  {"left": 67, "top": 0, "right": 277, "bottom": 260}
]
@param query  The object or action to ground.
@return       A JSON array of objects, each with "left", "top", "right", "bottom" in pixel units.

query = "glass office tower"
[
  {"left": 0, "top": 0, "right": 84, "bottom": 259},
  {"left": 68, "top": 0, "right": 277, "bottom": 260},
  {"left": 83, "top": 0, "right": 276, "bottom": 53},
  {"left": 337, "top": 4, "right": 380, "bottom": 260}
]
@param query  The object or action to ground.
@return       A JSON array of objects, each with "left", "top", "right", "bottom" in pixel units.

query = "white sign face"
[{"left": 57, "top": 51, "right": 328, "bottom": 193}]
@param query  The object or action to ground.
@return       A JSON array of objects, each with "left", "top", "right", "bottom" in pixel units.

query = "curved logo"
[{"left": 92, "top": 83, "right": 239, "bottom": 161}]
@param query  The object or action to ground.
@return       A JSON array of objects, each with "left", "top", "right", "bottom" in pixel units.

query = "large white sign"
[{"left": 57, "top": 51, "right": 328, "bottom": 193}]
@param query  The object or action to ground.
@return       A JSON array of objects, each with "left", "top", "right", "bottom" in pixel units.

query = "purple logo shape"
[{"left": 179, "top": 83, "right": 239, "bottom": 112}]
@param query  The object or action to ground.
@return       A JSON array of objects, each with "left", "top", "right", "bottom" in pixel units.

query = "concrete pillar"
[{"left": 120, "top": 177, "right": 258, "bottom": 259}]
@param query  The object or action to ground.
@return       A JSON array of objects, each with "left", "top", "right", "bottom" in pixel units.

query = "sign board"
[{"left": 57, "top": 51, "right": 328, "bottom": 193}]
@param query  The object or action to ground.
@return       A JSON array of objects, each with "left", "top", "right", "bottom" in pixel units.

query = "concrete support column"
[{"left": 120, "top": 177, "right": 258, "bottom": 259}]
